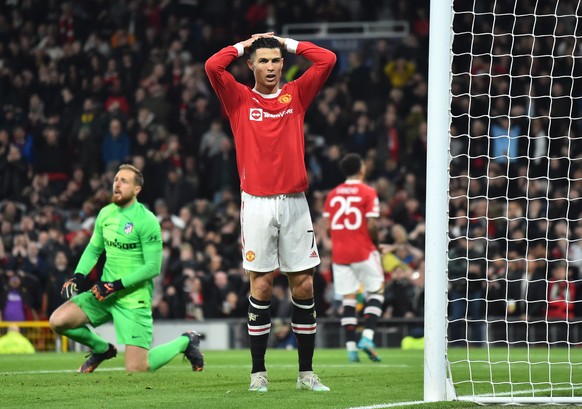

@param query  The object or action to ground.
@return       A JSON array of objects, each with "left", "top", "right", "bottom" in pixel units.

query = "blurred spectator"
[
  {"left": 202, "top": 270, "right": 244, "bottom": 318},
  {"left": 41, "top": 250, "right": 71, "bottom": 319},
  {"left": 383, "top": 265, "right": 415, "bottom": 319},
  {"left": 546, "top": 260, "right": 575, "bottom": 344},
  {"left": 346, "top": 112, "right": 374, "bottom": 157},
  {"left": 163, "top": 166, "right": 197, "bottom": 215},
  {"left": 271, "top": 318, "right": 297, "bottom": 350},
  {"left": 382, "top": 224, "right": 424, "bottom": 269},
  {"left": 34, "top": 127, "right": 70, "bottom": 195},
  {"left": 201, "top": 138, "right": 239, "bottom": 204},
  {"left": 0, "top": 271, "right": 38, "bottom": 321},
  {"left": 0, "top": 325, "right": 35, "bottom": 354},
  {"left": 0, "top": 132, "right": 29, "bottom": 201},
  {"left": 375, "top": 106, "right": 404, "bottom": 169},
  {"left": 319, "top": 144, "right": 344, "bottom": 190},
  {"left": 69, "top": 97, "right": 104, "bottom": 177},
  {"left": 183, "top": 273, "right": 205, "bottom": 321},
  {"left": 490, "top": 116, "right": 521, "bottom": 166},
  {"left": 271, "top": 282, "right": 293, "bottom": 319},
  {"left": 447, "top": 235, "right": 487, "bottom": 347},
  {"left": 102, "top": 118, "right": 131, "bottom": 170},
  {"left": 384, "top": 57, "right": 416, "bottom": 89}
]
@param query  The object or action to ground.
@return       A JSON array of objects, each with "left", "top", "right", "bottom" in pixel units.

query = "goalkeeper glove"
[
  {"left": 61, "top": 273, "right": 91, "bottom": 300},
  {"left": 91, "top": 280, "right": 124, "bottom": 301}
]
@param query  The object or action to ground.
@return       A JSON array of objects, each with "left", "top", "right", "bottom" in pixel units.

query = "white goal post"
[{"left": 425, "top": 0, "right": 582, "bottom": 404}]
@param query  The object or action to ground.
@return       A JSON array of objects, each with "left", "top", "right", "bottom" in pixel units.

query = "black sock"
[
  {"left": 363, "top": 294, "right": 384, "bottom": 333},
  {"left": 291, "top": 297, "right": 316, "bottom": 372},
  {"left": 342, "top": 299, "right": 358, "bottom": 343},
  {"left": 248, "top": 296, "right": 271, "bottom": 373}
]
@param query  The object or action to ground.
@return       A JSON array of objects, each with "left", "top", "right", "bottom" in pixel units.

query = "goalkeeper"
[{"left": 49, "top": 164, "right": 204, "bottom": 373}]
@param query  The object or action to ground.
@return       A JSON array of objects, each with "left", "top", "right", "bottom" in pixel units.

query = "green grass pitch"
[{"left": 1, "top": 348, "right": 580, "bottom": 409}]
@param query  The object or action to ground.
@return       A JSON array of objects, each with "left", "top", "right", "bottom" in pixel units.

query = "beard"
[{"left": 112, "top": 193, "right": 134, "bottom": 207}]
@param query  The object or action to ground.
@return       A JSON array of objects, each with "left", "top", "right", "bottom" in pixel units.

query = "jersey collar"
[{"left": 252, "top": 88, "right": 282, "bottom": 99}]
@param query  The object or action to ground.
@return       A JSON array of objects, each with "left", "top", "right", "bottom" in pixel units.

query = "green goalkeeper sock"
[
  {"left": 63, "top": 326, "right": 109, "bottom": 353},
  {"left": 148, "top": 335, "right": 189, "bottom": 371}
]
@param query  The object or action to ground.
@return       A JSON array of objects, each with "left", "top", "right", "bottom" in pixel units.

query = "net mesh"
[{"left": 447, "top": 0, "right": 582, "bottom": 402}]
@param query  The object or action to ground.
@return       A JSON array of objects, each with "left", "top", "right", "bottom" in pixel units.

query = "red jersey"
[
  {"left": 205, "top": 41, "right": 336, "bottom": 196},
  {"left": 323, "top": 180, "right": 380, "bottom": 264},
  {"left": 546, "top": 280, "right": 575, "bottom": 319}
]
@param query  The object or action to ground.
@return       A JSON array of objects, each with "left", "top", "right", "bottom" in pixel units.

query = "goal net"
[{"left": 438, "top": 0, "right": 582, "bottom": 404}]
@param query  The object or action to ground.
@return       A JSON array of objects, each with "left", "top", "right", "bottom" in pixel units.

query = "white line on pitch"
[
  {"left": 0, "top": 363, "right": 409, "bottom": 375},
  {"left": 345, "top": 401, "right": 426, "bottom": 409}
]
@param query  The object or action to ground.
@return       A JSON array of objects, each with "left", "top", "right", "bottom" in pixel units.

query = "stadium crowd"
[
  {"left": 0, "top": 0, "right": 431, "bottom": 325},
  {"left": 6, "top": 0, "right": 577, "bottom": 348}
]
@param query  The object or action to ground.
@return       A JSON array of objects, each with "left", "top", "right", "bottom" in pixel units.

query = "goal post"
[
  {"left": 425, "top": 0, "right": 582, "bottom": 404},
  {"left": 424, "top": 0, "right": 453, "bottom": 402}
]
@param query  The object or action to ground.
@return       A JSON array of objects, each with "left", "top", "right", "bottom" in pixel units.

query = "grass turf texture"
[{"left": 1, "top": 348, "right": 580, "bottom": 409}]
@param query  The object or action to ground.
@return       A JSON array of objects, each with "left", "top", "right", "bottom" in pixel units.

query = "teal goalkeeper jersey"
[{"left": 75, "top": 200, "right": 163, "bottom": 309}]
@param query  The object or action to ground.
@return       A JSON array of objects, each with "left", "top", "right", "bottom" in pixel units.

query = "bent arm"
[
  {"left": 75, "top": 242, "right": 103, "bottom": 275},
  {"left": 119, "top": 246, "right": 162, "bottom": 288},
  {"left": 291, "top": 41, "right": 337, "bottom": 106},
  {"left": 204, "top": 45, "right": 244, "bottom": 114}
]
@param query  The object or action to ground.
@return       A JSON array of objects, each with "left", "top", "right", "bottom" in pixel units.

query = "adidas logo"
[{"left": 309, "top": 250, "right": 318, "bottom": 258}]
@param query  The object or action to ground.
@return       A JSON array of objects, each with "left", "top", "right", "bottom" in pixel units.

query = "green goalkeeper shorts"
[{"left": 72, "top": 292, "right": 153, "bottom": 349}]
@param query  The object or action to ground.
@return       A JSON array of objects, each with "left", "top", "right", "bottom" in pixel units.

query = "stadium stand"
[{"left": 0, "top": 0, "right": 437, "bottom": 349}]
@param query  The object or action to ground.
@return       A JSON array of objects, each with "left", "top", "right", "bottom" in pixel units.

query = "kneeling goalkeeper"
[{"left": 50, "top": 164, "right": 204, "bottom": 373}]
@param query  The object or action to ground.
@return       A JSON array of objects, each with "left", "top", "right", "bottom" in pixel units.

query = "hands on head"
[{"left": 242, "top": 32, "right": 285, "bottom": 50}]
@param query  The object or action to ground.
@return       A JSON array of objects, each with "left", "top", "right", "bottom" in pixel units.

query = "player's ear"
[
  {"left": 134, "top": 185, "right": 142, "bottom": 195},
  {"left": 247, "top": 59, "right": 254, "bottom": 71}
]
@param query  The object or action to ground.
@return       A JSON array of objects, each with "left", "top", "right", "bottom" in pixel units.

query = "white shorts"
[
  {"left": 332, "top": 250, "right": 384, "bottom": 295},
  {"left": 241, "top": 191, "right": 320, "bottom": 273}
]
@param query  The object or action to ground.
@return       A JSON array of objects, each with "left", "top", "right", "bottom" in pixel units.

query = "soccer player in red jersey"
[
  {"left": 205, "top": 33, "right": 336, "bottom": 392},
  {"left": 323, "top": 153, "right": 385, "bottom": 363}
]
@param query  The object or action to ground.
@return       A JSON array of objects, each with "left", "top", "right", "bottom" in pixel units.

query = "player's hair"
[
  {"left": 248, "top": 37, "right": 283, "bottom": 59},
  {"left": 118, "top": 163, "right": 144, "bottom": 187},
  {"left": 339, "top": 153, "right": 364, "bottom": 177}
]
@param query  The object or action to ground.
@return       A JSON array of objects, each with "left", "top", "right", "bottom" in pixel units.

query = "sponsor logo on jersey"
[
  {"left": 245, "top": 250, "right": 256, "bottom": 262},
  {"left": 104, "top": 238, "right": 138, "bottom": 250},
  {"left": 278, "top": 93, "right": 292, "bottom": 104},
  {"left": 249, "top": 108, "right": 294, "bottom": 121},
  {"left": 250, "top": 108, "right": 263, "bottom": 121},
  {"left": 124, "top": 223, "right": 133, "bottom": 234}
]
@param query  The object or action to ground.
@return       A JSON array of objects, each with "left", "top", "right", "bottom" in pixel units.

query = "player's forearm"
[
  {"left": 75, "top": 242, "right": 103, "bottom": 275},
  {"left": 118, "top": 247, "right": 162, "bottom": 288},
  {"left": 205, "top": 45, "right": 238, "bottom": 93},
  {"left": 292, "top": 41, "right": 336, "bottom": 104},
  {"left": 205, "top": 45, "right": 239, "bottom": 76},
  {"left": 205, "top": 46, "right": 241, "bottom": 110},
  {"left": 296, "top": 41, "right": 337, "bottom": 71}
]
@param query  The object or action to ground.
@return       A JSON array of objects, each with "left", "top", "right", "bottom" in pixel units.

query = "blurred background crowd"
[
  {"left": 0, "top": 0, "right": 430, "bottom": 325},
  {"left": 3, "top": 0, "right": 577, "bottom": 346}
]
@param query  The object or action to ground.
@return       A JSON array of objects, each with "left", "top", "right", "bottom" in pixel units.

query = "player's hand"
[
  {"left": 61, "top": 273, "right": 89, "bottom": 300},
  {"left": 251, "top": 32, "right": 274, "bottom": 39},
  {"left": 243, "top": 32, "right": 275, "bottom": 50},
  {"left": 91, "top": 280, "right": 124, "bottom": 301}
]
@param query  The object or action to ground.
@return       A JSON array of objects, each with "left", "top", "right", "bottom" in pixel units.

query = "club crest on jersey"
[
  {"left": 124, "top": 223, "right": 134, "bottom": 234},
  {"left": 278, "top": 93, "right": 292, "bottom": 104},
  {"left": 245, "top": 250, "right": 256, "bottom": 262},
  {"left": 249, "top": 108, "right": 263, "bottom": 121}
]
